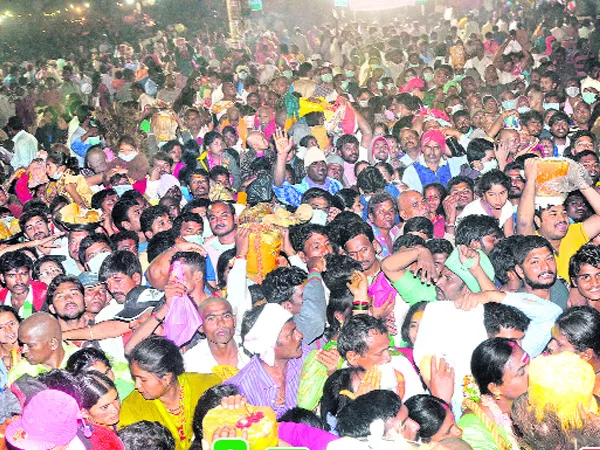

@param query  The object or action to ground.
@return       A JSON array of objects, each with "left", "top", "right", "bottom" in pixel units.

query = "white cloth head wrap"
[{"left": 243, "top": 303, "right": 292, "bottom": 366}]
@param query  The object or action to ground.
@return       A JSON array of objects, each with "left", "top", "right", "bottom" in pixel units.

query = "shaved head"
[
  {"left": 20, "top": 312, "right": 62, "bottom": 340},
  {"left": 19, "top": 312, "right": 63, "bottom": 367},
  {"left": 198, "top": 297, "right": 233, "bottom": 317}
]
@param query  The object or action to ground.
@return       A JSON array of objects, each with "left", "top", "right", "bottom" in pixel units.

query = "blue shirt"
[{"left": 272, "top": 176, "right": 343, "bottom": 207}]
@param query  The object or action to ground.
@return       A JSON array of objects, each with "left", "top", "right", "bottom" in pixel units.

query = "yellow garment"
[
  {"left": 310, "top": 125, "right": 329, "bottom": 150},
  {"left": 556, "top": 222, "right": 589, "bottom": 282},
  {"left": 119, "top": 373, "right": 221, "bottom": 450},
  {"left": 219, "top": 118, "right": 248, "bottom": 147},
  {"left": 56, "top": 171, "right": 94, "bottom": 208}
]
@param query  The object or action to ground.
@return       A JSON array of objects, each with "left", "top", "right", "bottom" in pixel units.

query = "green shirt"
[
  {"left": 391, "top": 270, "right": 436, "bottom": 305},
  {"left": 8, "top": 342, "right": 79, "bottom": 386}
]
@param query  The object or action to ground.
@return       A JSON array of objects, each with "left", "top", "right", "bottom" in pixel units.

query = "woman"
[
  {"left": 423, "top": 183, "right": 447, "bottom": 239},
  {"left": 335, "top": 189, "right": 364, "bottom": 216},
  {"left": 67, "top": 347, "right": 134, "bottom": 400},
  {"left": 459, "top": 338, "right": 529, "bottom": 450},
  {"left": 547, "top": 306, "right": 600, "bottom": 396},
  {"left": 457, "top": 170, "right": 514, "bottom": 236},
  {"left": 405, "top": 395, "right": 462, "bottom": 443},
  {"left": 399, "top": 302, "right": 428, "bottom": 367},
  {"left": 32, "top": 255, "right": 65, "bottom": 287},
  {"left": 0, "top": 305, "right": 20, "bottom": 373},
  {"left": 119, "top": 335, "right": 221, "bottom": 450},
  {"left": 46, "top": 150, "right": 94, "bottom": 208},
  {"left": 79, "top": 372, "right": 124, "bottom": 449},
  {"left": 198, "top": 131, "right": 240, "bottom": 190}
]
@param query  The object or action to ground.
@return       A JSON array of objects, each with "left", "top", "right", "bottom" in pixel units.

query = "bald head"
[
  {"left": 246, "top": 131, "right": 268, "bottom": 152},
  {"left": 19, "top": 312, "right": 64, "bottom": 367},
  {"left": 198, "top": 297, "right": 233, "bottom": 317},
  {"left": 198, "top": 297, "right": 236, "bottom": 344},
  {"left": 20, "top": 312, "right": 62, "bottom": 340},
  {"left": 398, "top": 190, "right": 429, "bottom": 221}
]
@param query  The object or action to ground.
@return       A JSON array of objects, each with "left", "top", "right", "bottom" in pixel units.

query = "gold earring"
[{"left": 494, "top": 391, "right": 501, "bottom": 401}]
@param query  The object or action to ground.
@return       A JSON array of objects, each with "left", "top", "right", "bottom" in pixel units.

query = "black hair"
[
  {"left": 78, "top": 371, "right": 117, "bottom": 410},
  {"left": 336, "top": 390, "right": 403, "bottom": 438},
  {"left": 455, "top": 215, "right": 502, "bottom": 248},
  {"left": 209, "top": 165, "right": 231, "bottom": 182},
  {"left": 182, "top": 198, "right": 211, "bottom": 214},
  {"left": 147, "top": 230, "right": 177, "bottom": 263},
  {"left": 66, "top": 347, "right": 111, "bottom": 375},
  {"left": 488, "top": 236, "right": 521, "bottom": 285},
  {"left": 172, "top": 213, "right": 203, "bottom": 236},
  {"left": 216, "top": 248, "right": 236, "bottom": 290},
  {"left": 332, "top": 219, "right": 375, "bottom": 249},
  {"left": 152, "top": 151, "right": 173, "bottom": 167},
  {"left": 326, "top": 211, "right": 367, "bottom": 248},
  {"left": 322, "top": 253, "right": 362, "bottom": 297},
  {"left": 192, "top": 384, "right": 240, "bottom": 440},
  {"left": 18, "top": 207, "right": 49, "bottom": 234},
  {"left": 171, "top": 251, "right": 206, "bottom": 277},
  {"left": 483, "top": 302, "right": 531, "bottom": 337},
  {"left": 128, "top": 335, "right": 185, "bottom": 378},
  {"left": 37, "top": 369, "right": 82, "bottom": 403},
  {"left": 0, "top": 250, "right": 33, "bottom": 275},
  {"left": 279, "top": 407, "right": 325, "bottom": 429},
  {"left": 555, "top": 306, "right": 600, "bottom": 357},
  {"left": 111, "top": 198, "right": 139, "bottom": 232},
  {"left": 422, "top": 183, "right": 447, "bottom": 216},
  {"left": 262, "top": 267, "right": 307, "bottom": 305},
  {"left": 46, "top": 274, "right": 84, "bottom": 306},
  {"left": 401, "top": 301, "right": 428, "bottom": 348},
  {"left": 471, "top": 337, "right": 518, "bottom": 396},
  {"left": 119, "top": 421, "right": 175, "bottom": 450},
  {"left": 356, "top": 166, "right": 387, "bottom": 195},
  {"left": 478, "top": 169, "right": 510, "bottom": 196},
  {"left": 338, "top": 315, "right": 388, "bottom": 359},
  {"left": 326, "top": 290, "right": 354, "bottom": 341},
  {"left": 424, "top": 238, "right": 453, "bottom": 257},
  {"left": 183, "top": 168, "right": 210, "bottom": 189},
  {"left": 403, "top": 216, "right": 434, "bottom": 239},
  {"left": 301, "top": 188, "right": 333, "bottom": 208},
  {"left": 110, "top": 231, "right": 140, "bottom": 252},
  {"left": 466, "top": 138, "right": 495, "bottom": 163},
  {"left": 289, "top": 223, "right": 330, "bottom": 253},
  {"left": 405, "top": 395, "right": 451, "bottom": 443},
  {"left": 367, "top": 191, "right": 397, "bottom": 218},
  {"left": 203, "top": 131, "right": 223, "bottom": 150},
  {"left": 549, "top": 111, "right": 571, "bottom": 127},
  {"left": 447, "top": 175, "right": 475, "bottom": 193},
  {"left": 98, "top": 250, "right": 142, "bottom": 282},
  {"left": 320, "top": 366, "right": 365, "bottom": 427},
  {"left": 140, "top": 205, "right": 171, "bottom": 235},
  {"left": 161, "top": 140, "right": 183, "bottom": 155},
  {"left": 0, "top": 305, "right": 19, "bottom": 322},
  {"left": 47, "top": 150, "right": 80, "bottom": 175},
  {"left": 335, "top": 134, "right": 360, "bottom": 152},
  {"left": 512, "top": 235, "right": 554, "bottom": 267},
  {"left": 375, "top": 162, "right": 394, "bottom": 179},
  {"left": 91, "top": 188, "right": 118, "bottom": 211},
  {"left": 392, "top": 234, "right": 426, "bottom": 253},
  {"left": 78, "top": 233, "right": 111, "bottom": 265},
  {"left": 570, "top": 243, "right": 600, "bottom": 284}
]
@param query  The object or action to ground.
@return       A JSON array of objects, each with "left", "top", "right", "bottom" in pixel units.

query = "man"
[
  {"left": 179, "top": 108, "right": 211, "bottom": 144},
  {"left": 504, "top": 160, "right": 525, "bottom": 210},
  {"left": 79, "top": 272, "right": 110, "bottom": 323},
  {"left": 204, "top": 201, "right": 237, "bottom": 282},
  {"left": 225, "top": 303, "right": 309, "bottom": 418},
  {"left": 64, "top": 229, "right": 90, "bottom": 275},
  {"left": 145, "top": 152, "right": 175, "bottom": 201},
  {"left": 183, "top": 297, "right": 249, "bottom": 373},
  {"left": 367, "top": 192, "right": 400, "bottom": 258},
  {"left": 110, "top": 231, "right": 139, "bottom": 254},
  {"left": 549, "top": 112, "right": 571, "bottom": 156},
  {"left": 337, "top": 315, "right": 425, "bottom": 401},
  {"left": 455, "top": 215, "right": 503, "bottom": 255},
  {"left": 517, "top": 158, "right": 600, "bottom": 282},
  {"left": 18, "top": 209, "right": 63, "bottom": 257},
  {"left": 8, "top": 312, "right": 77, "bottom": 385},
  {"left": 292, "top": 62, "right": 317, "bottom": 98},
  {"left": 569, "top": 244, "right": 600, "bottom": 311},
  {"left": 78, "top": 233, "right": 112, "bottom": 273},
  {"left": 398, "top": 128, "right": 422, "bottom": 167},
  {"left": 397, "top": 190, "right": 430, "bottom": 222},
  {"left": 0, "top": 251, "right": 47, "bottom": 318},
  {"left": 140, "top": 205, "right": 173, "bottom": 241},
  {"left": 289, "top": 223, "right": 334, "bottom": 270},
  {"left": 574, "top": 150, "right": 600, "bottom": 185},
  {"left": 444, "top": 176, "right": 475, "bottom": 233},
  {"left": 47, "top": 275, "right": 88, "bottom": 333},
  {"left": 185, "top": 169, "right": 211, "bottom": 200},
  {"left": 336, "top": 134, "right": 364, "bottom": 186},
  {"left": 7, "top": 116, "right": 38, "bottom": 170},
  {"left": 112, "top": 198, "right": 146, "bottom": 250},
  {"left": 273, "top": 135, "right": 342, "bottom": 207},
  {"left": 98, "top": 251, "right": 142, "bottom": 306},
  {"left": 262, "top": 266, "right": 326, "bottom": 346}
]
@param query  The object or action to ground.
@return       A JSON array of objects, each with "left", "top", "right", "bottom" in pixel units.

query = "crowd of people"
[{"left": 1, "top": 0, "right": 600, "bottom": 449}]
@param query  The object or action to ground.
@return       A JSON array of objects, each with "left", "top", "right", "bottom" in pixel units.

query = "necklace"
[{"left": 166, "top": 383, "right": 186, "bottom": 441}]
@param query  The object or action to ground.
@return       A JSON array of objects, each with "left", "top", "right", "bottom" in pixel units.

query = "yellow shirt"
[
  {"left": 556, "top": 222, "right": 589, "bottom": 282},
  {"left": 119, "top": 372, "right": 221, "bottom": 450}
]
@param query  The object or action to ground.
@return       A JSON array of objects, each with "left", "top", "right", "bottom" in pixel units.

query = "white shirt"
[
  {"left": 94, "top": 298, "right": 128, "bottom": 363},
  {"left": 10, "top": 130, "right": 38, "bottom": 170},
  {"left": 5, "top": 287, "right": 33, "bottom": 317},
  {"left": 401, "top": 155, "right": 467, "bottom": 193},
  {"left": 456, "top": 198, "right": 514, "bottom": 228},
  {"left": 184, "top": 338, "right": 249, "bottom": 374},
  {"left": 464, "top": 55, "right": 494, "bottom": 79}
]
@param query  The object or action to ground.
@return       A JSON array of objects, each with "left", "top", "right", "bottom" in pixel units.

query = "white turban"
[{"left": 243, "top": 303, "right": 292, "bottom": 366}]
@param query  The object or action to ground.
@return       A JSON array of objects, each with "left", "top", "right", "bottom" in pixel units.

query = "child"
[{"left": 46, "top": 150, "right": 94, "bottom": 208}]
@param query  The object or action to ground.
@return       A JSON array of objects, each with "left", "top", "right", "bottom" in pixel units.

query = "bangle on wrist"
[
  {"left": 151, "top": 310, "right": 164, "bottom": 324},
  {"left": 236, "top": 254, "right": 247, "bottom": 260},
  {"left": 88, "top": 325, "right": 94, "bottom": 341}
]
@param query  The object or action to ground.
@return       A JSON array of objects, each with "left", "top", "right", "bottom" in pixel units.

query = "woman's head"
[
  {"left": 548, "top": 306, "right": 600, "bottom": 360},
  {"left": 79, "top": 372, "right": 121, "bottom": 427},
  {"left": 32, "top": 255, "right": 65, "bottom": 287},
  {"left": 335, "top": 189, "right": 363, "bottom": 215},
  {"left": 471, "top": 338, "right": 529, "bottom": 401},
  {"left": 478, "top": 169, "right": 510, "bottom": 210},
  {"left": 66, "top": 347, "right": 115, "bottom": 381},
  {"left": 405, "top": 395, "right": 461, "bottom": 442},
  {"left": 128, "top": 335, "right": 184, "bottom": 400},
  {"left": 320, "top": 367, "right": 365, "bottom": 426},
  {"left": 0, "top": 305, "right": 19, "bottom": 346},
  {"left": 204, "top": 131, "right": 224, "bottom": 155},
  {"left": 326, "top": 291, "right": 353, "bottom": 341},
  {"left": 401, "top": 302, "right": 427, "bottom": 348},
  {"left": 46, "top": 150, "right": 79, "bottom": 178},
  {"left": 423, "top": 183, "right": 447, "bottom": 216}
]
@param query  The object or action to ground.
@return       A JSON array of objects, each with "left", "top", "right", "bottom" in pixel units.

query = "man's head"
[
  {"left": 574, "top": 150, "right": 600, "bottom": 185},
  {"left": 98, "top": 251, "right": 143, "bottom": 303},
  {"left": 19, "top": 209, "right": 51, "bottom": 241},
  {"left": 0, "top": 251, "right": 33, "bottom": 296},
  {"left": 198, "top": 297, "right": 235, "bottom": 345},
  {"left": 338, "top": 315, "right": 391, "bottom": 369},
  {"left": 112, "top": 198, "right": 143, "bottom": 233},
  {"left": 79, "top": 273, "right": 109, "bottom": 316},
  {"left": 404, "top": 216, "right": 434, "bottom": 240},
  {"left": 483, "top": 302, "right": 530, "bottom": 344},
  {"left": 570, "top": 244, "right": 600, "bottom": 303},
  {"left": 289, "top": 223, "right": 333, "bottom": 262},
  {"left": 301, "top": 188, "right": 333, "bottom": 216},
  {"left": 339, "top": 221, "right": 380, "bottom": 273},
  {"left": 186, "top": 169, "right": 211, "bottom": 199},
  {"left": 367, "top": 192, "right": 397, "bottom": 232},
  {"left": 534, "top": 204, "right": 569, "bottom": 241},
  {"left": 435, "top": 265, "right": 470, "bottom": 301},
  {"left": 446, "top": 177, "right": 475, "bottom": 209},
  {"left": 455, "top": 215, "right": 502, "bottom": 254},
  {"left": 110, "top": 231, "right": 139, "bottom": 254},
  {"left": 18, "top": 312, "right": 63, "bottom": 366},
  {"left": 336, "top": 135, "right": 360, "bottom": 164},
  {"left": 504, "top": 161, "right": 525, "bottom": 200},
  {"left": 172, "top": 212, "right": 204, "bottom": 238},
  {"left": 140, "top": 205, "right": 173, "bottom": 240},
  {"left": 356, "top": 166, "right": 387, "bottom": 196},
  {"left": 513, "top": 236, "right": 556, "bottom": 290},
  {"left": 303, "top": 148, "right": 328, "bottom": 184},
  {"left": 170, "top": 252, "right": 206, "bottom": 295},
  {"left": 564, "top": 191, "right": 592, "bottom": 223},
  {"left": 78, "top": 233, "right": 112, "bottom": 270},
  {"left": 207, "top": 201, "right": 237, "bottom": 238},
  {"left": 47, "top": 275, "right": 85, "bottom": 322},
  {"left": 398, "top": 190, "right": 430, "bottom": 221},
  {"left": 549, "top": 112, "right": 570, "bottom": 140},
  {"left": 262, "top": 267, "right": 307, "bottom": 315}
]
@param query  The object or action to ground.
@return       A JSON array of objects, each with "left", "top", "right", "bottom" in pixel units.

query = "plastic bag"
[
  {"left": 538, "top": 158, "right": 592, "bottom": 195},
  {"left": 297, "top": 341, "right": 343, "bottom": 411},
  {"left": 162, "top": 260, "right": 203, "bottom": 347}
]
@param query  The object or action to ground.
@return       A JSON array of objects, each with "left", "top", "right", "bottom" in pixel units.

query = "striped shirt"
[{"left": 224, "top": 344, "right": 310, "bottom": 418}]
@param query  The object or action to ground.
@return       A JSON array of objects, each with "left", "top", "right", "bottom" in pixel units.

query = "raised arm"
[
  {"left": 516, "top": 158, "right": 537, "bottom": 235},
  {"left": 273, "top": 128, "right": 294, "bottom": 187},
  {"left": 382, "top": 247, "right": 436, "bottom": 284}
]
